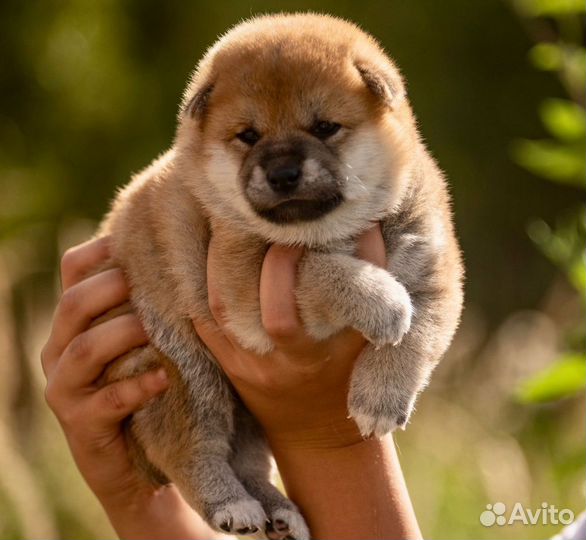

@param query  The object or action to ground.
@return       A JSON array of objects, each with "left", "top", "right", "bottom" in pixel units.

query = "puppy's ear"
[
  {"left": 354, "top": 60, "right": 405, "bottom": 109},
  {"left": 183, "top": 83, "right": 214, "bottom": 119}
]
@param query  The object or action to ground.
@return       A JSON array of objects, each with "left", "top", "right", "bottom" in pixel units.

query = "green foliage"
[
  {"left": 540, "top": 99, "right": 585, "bottom": 142},
  {"left": 516, "top": 0, "right": 586, "bottom": 16},
  {"left": 517, "top": 353, "right": 586, "bottom": 402},
  {"left": 529, "top": 41, "right": 586, "bottom": 101},
  {"left": 511, "top": 0, "right": 586, "bottom": 405},
  {"left": 527, "top": 214, "right": 586, "bottom": 293},
  {"left": 511, "top": 138, "right": 585, "bottom": 185},
  {"left": 511, "top": 97, "right": 585, "bottom": 186}
]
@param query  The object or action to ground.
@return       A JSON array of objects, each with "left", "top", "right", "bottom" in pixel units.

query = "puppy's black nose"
[{"left": 267, "top": 164, "right": 301, "bottom": 194}]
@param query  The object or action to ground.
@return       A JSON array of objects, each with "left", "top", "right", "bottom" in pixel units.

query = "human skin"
[{"left": 42, "top": 226, "right": 421, "bottom": 540}]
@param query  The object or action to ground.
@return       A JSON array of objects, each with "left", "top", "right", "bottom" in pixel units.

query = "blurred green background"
[{"left": 0, "top": 0, "right": 584, "bottom": 539}]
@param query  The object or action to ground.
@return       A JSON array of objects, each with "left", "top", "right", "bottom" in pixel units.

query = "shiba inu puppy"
[{"left": 97, "top": 13, "right": 464, "bottom": 539}]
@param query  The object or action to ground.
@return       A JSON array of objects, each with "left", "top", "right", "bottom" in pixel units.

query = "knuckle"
[
  {"left": 59, "top": 287, "right": 81, "bottom": 318},
  {"left": 263, "top": 317, "right": 298, "bottom": 341},
  {"left": 256, "top": 370, "right": 278, "bottom": 391},
  {"left": 136, "top": 375, "right": 151, "bottom": 397},
  {"left": 44, "top": 382, "right": 57, "bottom": 409},
  {"left": 67, "top": 332, "right": 92, "bottom": 361},
  {"left": 40, "top": 344, "right": 51, "bottom": 372},
  {"left": 58, "top": 407, "right": 78, "bottom": 429},
  {"left": 44, "top": 382, "right": 67, "bottom": 418},
  {"left": 103, "top": 384, "right": 125, "bottom": 412},
  {"left": 60, "top": 248, "right": 82, "bottom": 282},
  {"left": 208, "top": 297, "right": 226, "bottom": 324},
  {"left": 108, "top": 267, "right": 126, "bottom": 285}
]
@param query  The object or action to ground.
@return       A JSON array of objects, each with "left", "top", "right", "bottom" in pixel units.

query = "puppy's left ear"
[
  {"left": 183, "top": 82, "right": 214, "bottom": 120},
  {"left": 354, "top": 59, "right": 405, "bottom": 109}
]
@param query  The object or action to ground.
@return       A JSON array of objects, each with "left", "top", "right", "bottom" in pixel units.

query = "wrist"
[
  {"left": 271, "top": 434, "right": 422, "bottom": 540},
  {"left": 102, "top": 484, "right": 220, "bottom": 540},
  {"left": 265, "top": 415, "right": 364, "bottom": 452},
  {"left": 237, "top": 383, "right": 364, "bottom": 451}
]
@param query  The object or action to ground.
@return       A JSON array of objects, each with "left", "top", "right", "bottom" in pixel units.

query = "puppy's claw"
[
  {"left": 351, "top": 409, "right": 410, "bottom": 438},
  {"left": 212, "top": 499, "right": 266, "bottom": 535},
  {"left": 353, "top": 412, "right": 396, "bottom": 438},
  {"left": 363, "top": 320, "right": 409, "bottom": 350},
  {"left": 266, "top": 508, "right": 310, "bottom": 540}
]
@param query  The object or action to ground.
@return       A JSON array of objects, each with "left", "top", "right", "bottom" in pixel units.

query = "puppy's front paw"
[
  {"left": 348, "top": 383, "right": 416, "bottom": 438},
  {"left": 212, "top": 498, "right": 267, "bottom": 536},
  {"left": 351, "top": 409, "right": 410, "bottom": 438},
  {"left": 353, "top": 274, "right": 412, "bottom": 348}
]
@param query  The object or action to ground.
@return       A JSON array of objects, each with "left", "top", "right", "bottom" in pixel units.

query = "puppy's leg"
[
  {"left": 117, "top": 347, "right": 267, "bottom": 536},
  {"left": 230, "top": 405, "right": 310, "bottom": 540},
  {"left": 297, "top": 251, "right": 426, "bottom": 437},
  {"left": 347, "top": 336, "right": 433, "bottom": 437},
  {"left": 297, "top": 252, "right": 412, "bottom": 345}
]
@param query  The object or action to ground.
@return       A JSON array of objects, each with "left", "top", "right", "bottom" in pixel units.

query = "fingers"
[
  {"left": 55, "top": 314, "right": 148, "bottom": 390},
  {"left": 203, "top": 237, "right": 307, "bottom": 361},
  {"left": 259, "top": 244, "right": 305, "bottom": 347},
  {"left": 61, "top": 236, "right": 112, "bottom": 290},
  {"left": 356, "top": 223, "right": 387, "bottom": 268},
  {"left": 47, "top": 369, "right": 169, "bottom": 432},
  {"left": 43, "top": 268, "right": 130, "bottom": 375},
  {"left": 87, "top": 369, "right": 169, "bottom": 428},
  {"left": 203, "top": 224, "right": 384, "bottom": 357}
]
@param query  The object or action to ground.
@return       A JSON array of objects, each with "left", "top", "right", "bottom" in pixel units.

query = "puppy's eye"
[
  {"left": 310, "top": 120, "right": 342, "bottom": 139},
  {"left": 236, "top": 129, "right": 261, "bottom": 146}
]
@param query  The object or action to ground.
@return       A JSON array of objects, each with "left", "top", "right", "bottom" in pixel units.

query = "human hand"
[
  {"left": 42, "top": 237, "right": 169, "bottom": 507},
  {"left": 194, "top": 226, "right": 422, "bottom": 540},
  {"left": 194, "top": 224, "right": 387, "bottom": 451},
  {"left": 41, "top": 238, "right": 223, "bottom": 540}
]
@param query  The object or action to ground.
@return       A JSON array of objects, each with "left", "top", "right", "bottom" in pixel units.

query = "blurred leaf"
[
  {"left": 527, "top": 210, "right": 586, "bottom": 292},
  {"left": 511, "top": 138, "right": 586, "bottom": 186},
  {"left": 564, "top": 46, "right": 586, "bottom": 92},
  {"left": 567, "top": 253, "right": 586, "bottom": 293},
  {"left": 517, "top": 353, "right": 586, "bottom": 403},
  {"left": 530, "top": 43, "right": 564, "bottom": 70},
  {"left": 540, "top": 98, "right": 585, "bottom": 141},
  {"left": 517, "top": 0, "right": 586, "bottom": 16}
]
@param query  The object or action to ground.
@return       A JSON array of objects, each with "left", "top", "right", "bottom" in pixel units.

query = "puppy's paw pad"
[
  {"left": 212, "top": 499, "right": 266, "bottom": 535},
  {"left": 266, "top": 508, "right": 310, "bottom": 540}
]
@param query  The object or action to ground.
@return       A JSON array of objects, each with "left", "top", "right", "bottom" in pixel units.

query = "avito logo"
[{"left": 480, "top": 502, "right": 574, "bottom": 527}]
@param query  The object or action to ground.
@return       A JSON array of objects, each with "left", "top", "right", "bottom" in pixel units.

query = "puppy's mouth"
[{"left": 254, "top": 195, "right": 343, "bottom": 224}]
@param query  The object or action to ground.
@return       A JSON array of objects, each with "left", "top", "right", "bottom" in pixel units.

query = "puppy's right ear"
[
  {"left": 354, "top": 59, "right": 405, "bottom": 109},
  {"left": 183, "top": 83, "right": 214, "bottom": 119}
]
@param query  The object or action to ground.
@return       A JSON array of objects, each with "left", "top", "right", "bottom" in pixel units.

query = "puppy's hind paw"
[
  {"left": 212, "top": 498, "right": 267, "bottom": 536},
  {"left": 266, "top": 507, "right": 310, "bottom": 540}
]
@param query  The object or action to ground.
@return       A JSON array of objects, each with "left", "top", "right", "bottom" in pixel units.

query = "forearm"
[
  {"left": 271, "top": 434, "right": 422, "bottom": 540},
  {"left": 102, "top": 484, "right": 230, "bottom": 540}
]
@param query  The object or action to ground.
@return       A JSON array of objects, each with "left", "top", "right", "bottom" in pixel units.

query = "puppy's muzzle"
[
  {"left": 245, "top": 152, "right": 343, "bottom": 224},
  {"left": 266, "top": 157, "right": 301, "bottom": 195}
]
